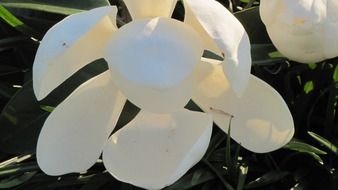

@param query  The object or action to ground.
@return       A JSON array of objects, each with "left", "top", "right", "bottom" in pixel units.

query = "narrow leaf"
[
  {"left": 308, "top": 131, "right": 338, "bottom": 156},
  {"left": 284, "top": 140, "right": 327, "bottom": 155},
  {"left": 303, "top": 81, "right": 314, "bottom": 94},
  {"left": 236, "top": 165, "right": 248, "bottom": 190},
  {"left": 165, "top": 169, "right": 216, "bottom": 190},
  {"left": 333, "top": 64, "right": 338, "bottom": 82},
  {"left": 0, "top": 0, "right": 110, "bottom": 15},
  {"left": 0, "top": 5, "right": 37, "bottom": 37},
  {"left": 245, "top": 171, "right": 289, "bottom": 189},
  {"left": 0, "top": 171, "right": 37, "bottom": 189}
]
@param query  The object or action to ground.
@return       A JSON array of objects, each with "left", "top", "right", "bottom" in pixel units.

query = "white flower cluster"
[{"left": 33, "top": 0, "right": 294, "bottom": 189}]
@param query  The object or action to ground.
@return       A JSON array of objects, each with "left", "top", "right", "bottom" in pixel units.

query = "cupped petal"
[
  {"left": 123, "top": 0, "right": 177, "bottom": 19},
  {"left": 37, "top": 71, "right": 126, "bottom": 175},
  {"left": 33, "top": 6, "right": 117, "bottom": 100},
  {"left": 324, "top": 0, "right": 338, "bottom": 59},
  {"left": 192, "top": 61, "right": 294, "bottom": 153},
  {"left": 102, "top": 109, "right": 213, "bottom": 189},
  {"left": 184, "top": 0, "right": 252, "bottom": 95},
  {"left": 261, "top": 0, "right": 338, "bottom": 63},
  {"left": 259, "top": 0, "right": 283, "bottom": 25},
  {"left": 260, "top": 0, "right": 326, "bottom": 63},
  {"left": 104, "top": 17, "right": 203, "bottom": 113}
]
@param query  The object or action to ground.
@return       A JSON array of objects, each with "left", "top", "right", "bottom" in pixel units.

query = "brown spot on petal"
[{"left": 293, "top": 17, "right": 306, "bottom": 25}]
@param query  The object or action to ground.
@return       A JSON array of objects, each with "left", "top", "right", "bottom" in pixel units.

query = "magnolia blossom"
[
  {"left": 260, "top": 0, "right": 338, "bottom": 63},
  {"left": 33, "top": 0, "right": 294, "bottom": 189}
]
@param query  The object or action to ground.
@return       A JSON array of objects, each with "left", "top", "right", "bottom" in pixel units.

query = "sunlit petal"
[
  {"left": 259, "top": 0, "right": 282, "bottom": 25},
  {"left": 102, "top": 109, "right": 212, "bottom": 189},
  {"left": 192, "top": 61, "right": 294, "bottom": 153},
  {"left": 184, "top": 3, "right": 222, "bottom": 56},
  {"left": 37, "top": 71, "right": 126, "bottom": 175},
  {"left": 123, "top": 0, "right": 177, "bottom": 19},
  {"left": 33, "top": 6, "right": 117, "bottom": 100},
  {"left": 184, "top": 0, "right": 251, "bottom": 95},
  {"left": 104, "top": 17, "right": 203, "bottom": 113},
  {"left": 260, "top": 0, "right": 338, "bottom": 63}
]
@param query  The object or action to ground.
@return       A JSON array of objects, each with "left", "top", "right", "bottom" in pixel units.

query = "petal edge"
[
  {"left": 184, "top": 0, "right": 252, "bottom": 95},
  {"left": 103, "top": 109, "right": 213, "bottom": 189},
  {"left": 193, "top": 61, "right": 294, "bottom": 153},
  {"left": 37, "top": 71, "right": 126, "bottom": 175}
]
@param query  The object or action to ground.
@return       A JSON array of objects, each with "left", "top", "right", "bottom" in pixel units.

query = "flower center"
[{"left": 105, "top": 17, "right": 203, "bottom": 89}]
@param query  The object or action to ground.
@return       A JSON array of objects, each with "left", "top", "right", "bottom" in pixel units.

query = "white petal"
[
  {"left": 260, "top": 0, "right": 326, "bottom": 63},
  {"left": 104, "top": 17, "right": 203, "bottom": 113},
  {"left": 123, "top": 0, "right": 177, "bottom": 19},
  {"left": 102, "top": 109, "right": 213, "bottom": 189},
  {"left": 259, "top": 0, "right": 282, "bottom": 25},
  {"left": 192, "top": 61, "right": 294, "bottom": 153},
  {"left": 324, "top": 0, "right": 338, "bottom": 58},
  {"left": 260, "top": 0, "right": 338, "bottom": 63},
  {"left": 184, "top": 0, "right": 252, "bottom": 95},
  {"left": 33, "top": 6, "right": 117, "bottom": 100},
  {"left": 184, "top": 3, "right": 222, "bottom": 56},
  {"left": 37, "top": 71, "right": 126, "bottom": 175},
  {"left": 324, "top": 19, "right": 338, "bottom": 59}
]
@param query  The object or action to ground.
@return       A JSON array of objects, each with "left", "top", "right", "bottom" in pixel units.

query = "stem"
[{"left": 202, "top": 158, "right": 235, "bottom": 190}]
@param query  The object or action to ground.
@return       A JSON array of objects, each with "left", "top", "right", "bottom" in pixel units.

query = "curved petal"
[
  {"left": 104, "top": 17, "right": 203, "bottom": 113},
  {"left": 261, "top": 0, "right": 338, "bottom": 63},
  {"left": 37, "top": 71, "right": 126, "bottom": 175},
  {"left": 33, "top": 6, "right": 117, "bottom": 100},
  {"left": 123, "top": 0, "right": 177, "bottom": 19},
  {"left": 184, "top": 0, "right": 252, "bottom": 96},
  {"left": 260, "top": 0, "right": 325, "bottom": 63},
  {"left": 184, "top": 3, "right": 222, "bottom": 56},
  {"left": 324, "top": 0, "right": 338, "bottom": 59},
  {"left": 259, "top": 0, "right": 283, "bottom": 25},
  {"left": 192, "top": 61, "right": 294, "bottom": 153},
  {"left": 102, "top": 109, "right": 213, "bottom": 189}
]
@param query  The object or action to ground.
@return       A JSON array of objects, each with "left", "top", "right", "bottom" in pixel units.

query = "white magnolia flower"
[
  {"left": 33, "top": 0, "right": 294, "bottom": 189},
  {"left": 260, "top": 0, "right": 338, "bottom": 63}
]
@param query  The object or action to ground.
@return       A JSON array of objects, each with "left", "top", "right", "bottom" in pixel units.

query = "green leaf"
[
  {"left": 283, "top": 139, "right": 327, "bottom": 164},
  {"left": 308, "top": 131, "right": 338, "bottom": 156},
  {"left": 40, "top": 105, "right": 54, "bottom": 113},
  {"left": 307, "top": 152, "right": 325, "bottom": 165},
  {"left": 80, "top": 172, "right": 112, "bottom": 190},
  {"left": 290, "top": 183, "right": 305, "bottom": 190},
  {"left": 202, "top": 158, "right": 235, "bottom": 190},
  {"left": 0, "top": 162, "right": 39, "bottom": 177},
  {"left": 333, "top": 64, "right": 338, "bottom": 82},
  {"left": 0, "top": 171, "right": 37, "bottom": 189},
  {"left": 0, "top": 59, "right": 108, "bottom": 154},
  {"left": 225, "top": 119, "right": 232, "bottom": 168},
  {"left": 234, "top": 7, "right": 270, "bottom": 43},
  {"left": 232, "top": 144, "right": 242, "bottom": 166},
  {"left": 303, "top": 81, "right": 314, "bottom": 94},
  {"left": 236, "top": 165, "right": 248, "bottom": 190},
  {"left": 0, "top": 0, "right": 110, "bottom": 15},
  {"left": 0, "top": 82, "right": 18, "bottom": 99},
  {"left": 308, "top": 63, "right": 317, "bottom": 70},
  {"left": 268, "top": 51, "right": 284, "bottom": 58},
  {"left": 245, "top": 171, "right": 289, "bottom": 189},
  {"left": 284, "top": 140, "right": 327, "bottom": 155},
  {"left": 202, "top": 50, "right": 223, "bottom": 61},
  {"left": 0, "top": 155, "right": 32, "bottom": 169},
  {"left": 251, "top": 44, "right": 287, "bottom": 66},
  {"left": 0, "top": 36, "right": 33, "bottom": 51},
  {"left": 0, "top": 80, "right": 48, "bottom": 154},
  {"left": 0, "top": 4, "right": 37, "bottom": 37},
  {"left": 165, "top": 169, "right": 216, "bottom": 190}
]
